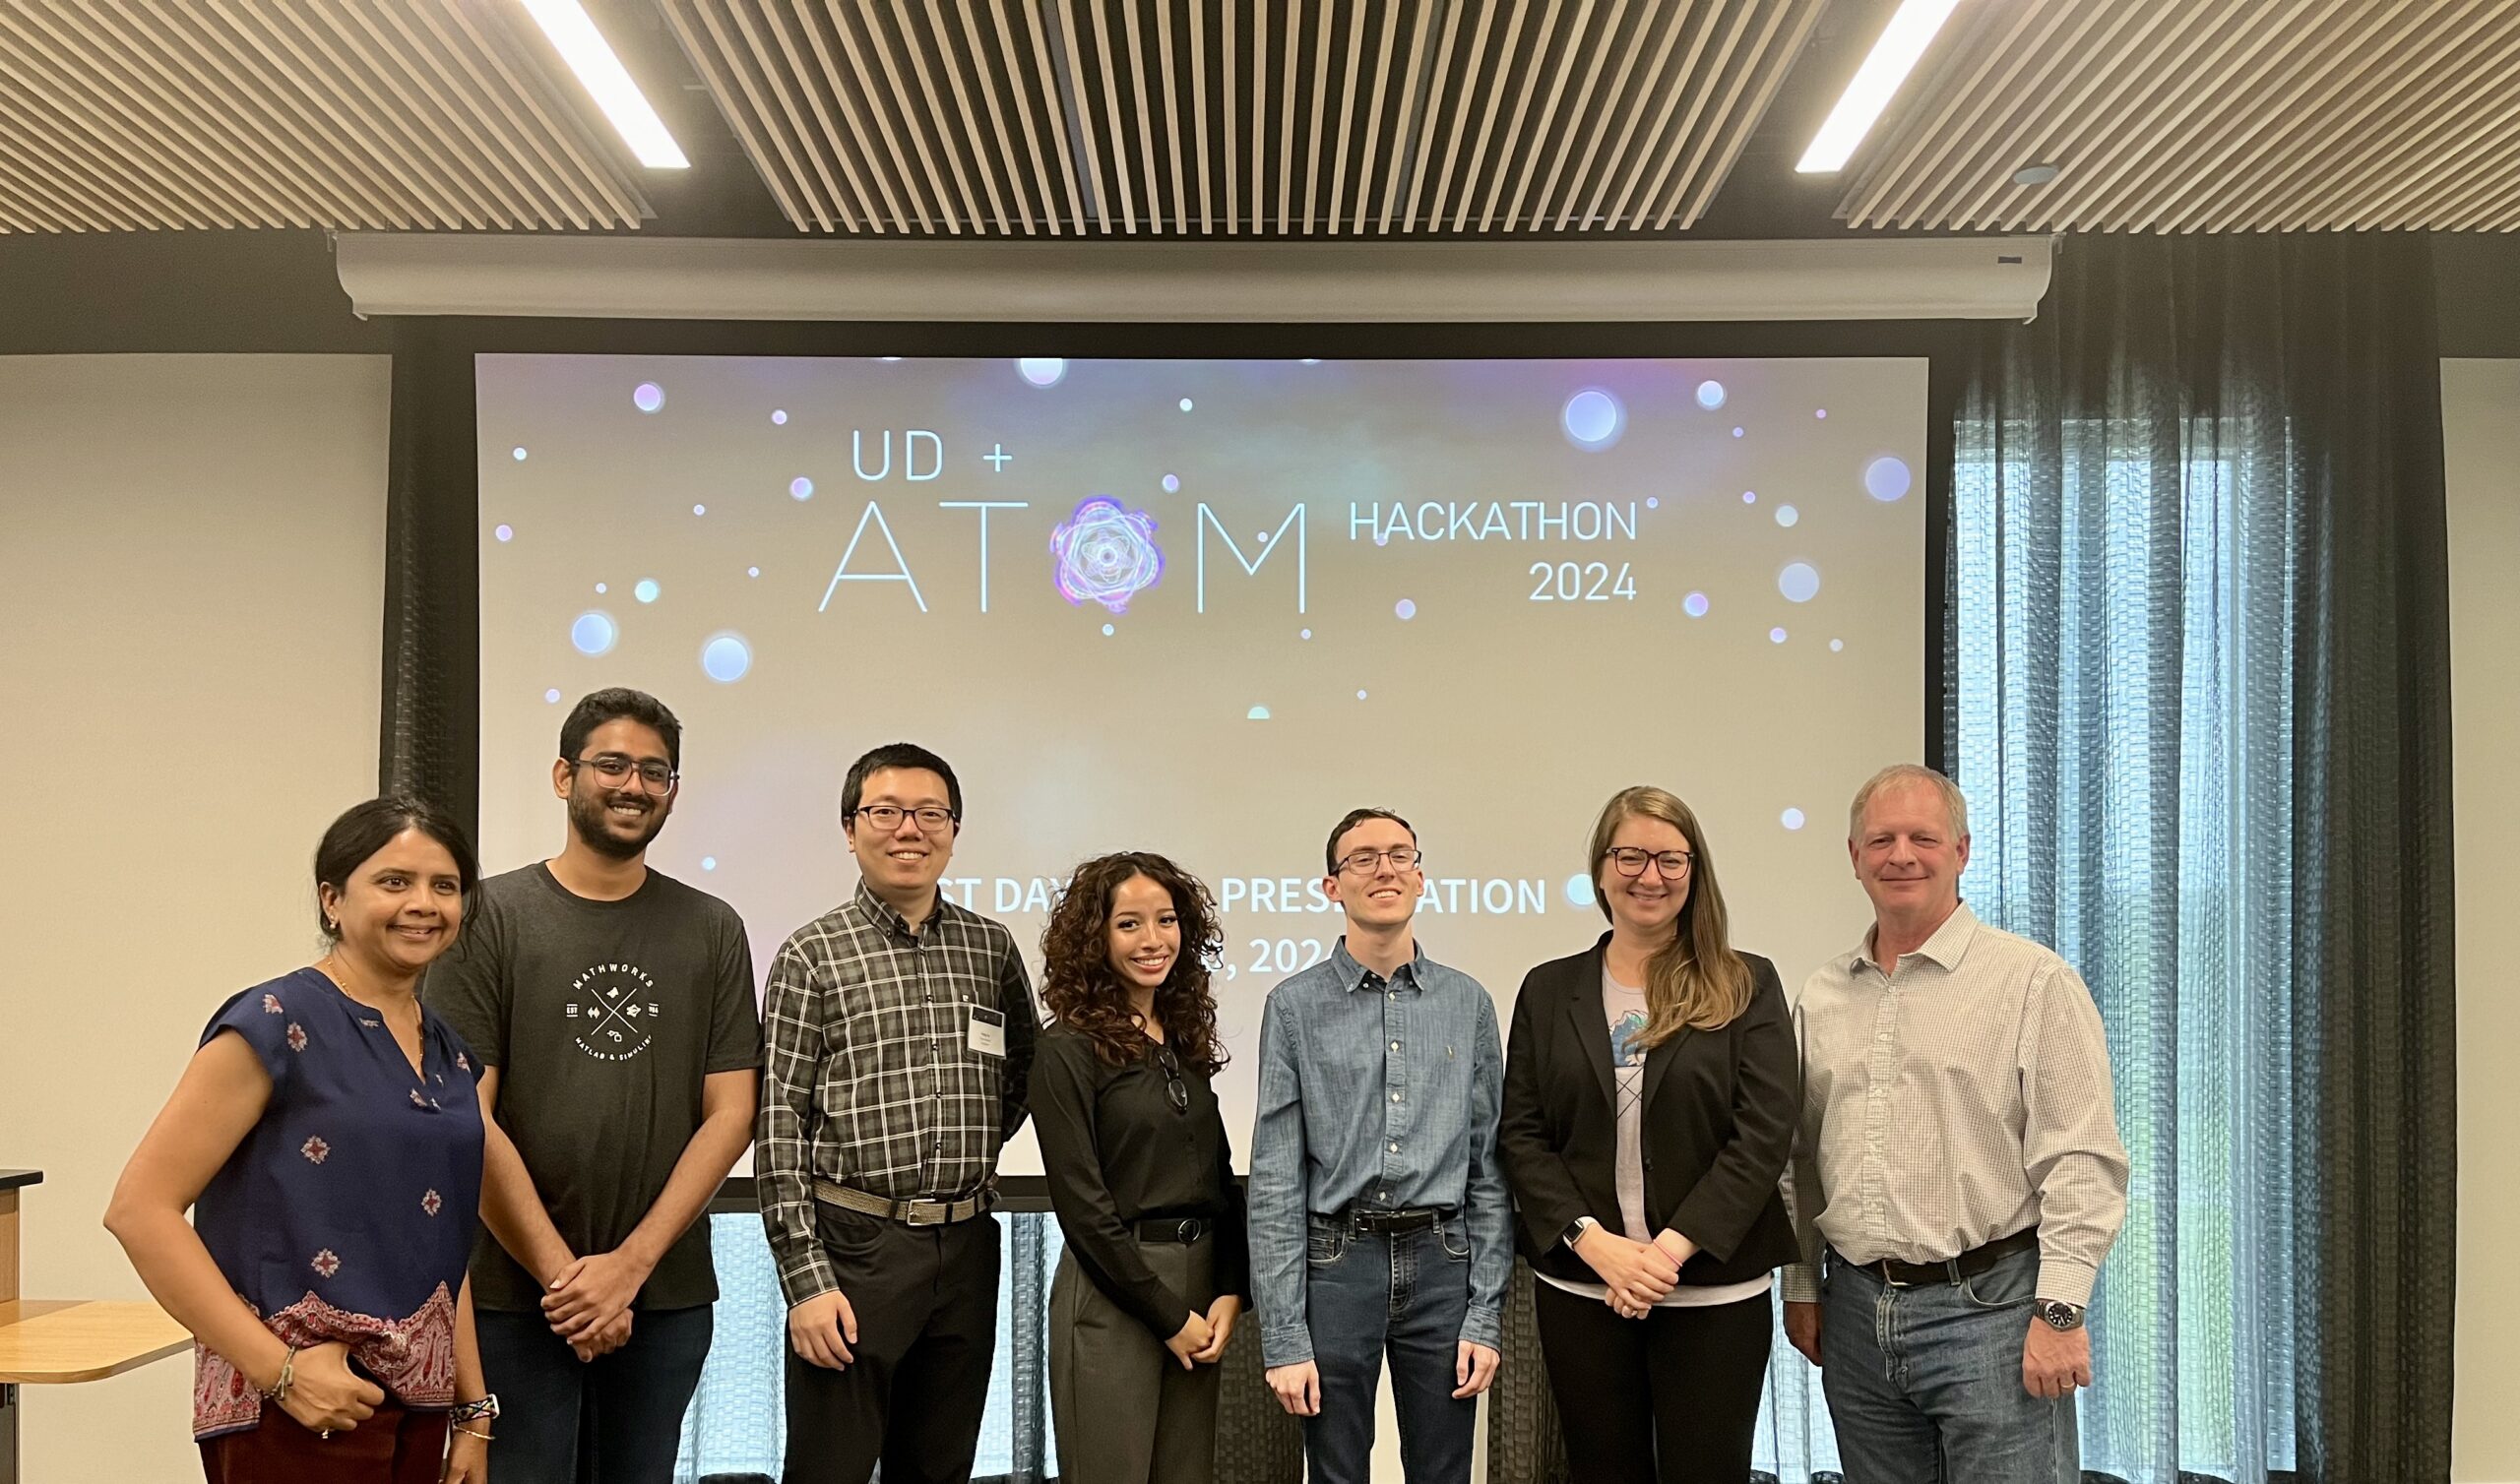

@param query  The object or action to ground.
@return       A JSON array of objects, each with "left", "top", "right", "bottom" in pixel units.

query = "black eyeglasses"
[
  {"left": 1336, "top": 846, "right": 1423, "bottom": 876},
  {"left": 851, "top": 804, "right": 957, "bottom": 833},
  {"left": 570, "top": 753, "right": 676, "bottom": 790},
  {"left": 1154, "top": 1044, "right": 1188, "bottom": 1113},
  {"left": 1603, "top": 846, "right": 1693, "bottom": 879}
]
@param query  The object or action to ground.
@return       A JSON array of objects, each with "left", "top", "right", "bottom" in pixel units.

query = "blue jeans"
[
  {"left": 474, "top": 1304, "right": 714, "bottom": 1484},
  {"left": 1300, "top": 1212, "right": 1478, "bottom": 1484},
  {"left": 1820, "top": 1246, "right": 2079, "bottom": 1484}
]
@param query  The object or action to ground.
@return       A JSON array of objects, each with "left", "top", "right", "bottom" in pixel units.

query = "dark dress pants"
[{"left": 1531, "top": 1280, "right": 1773, "bottom": 1484}]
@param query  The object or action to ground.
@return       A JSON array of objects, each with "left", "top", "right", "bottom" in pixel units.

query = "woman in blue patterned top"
[{"left": 107, "top": 798, "right": 496, "bottom": 1484}]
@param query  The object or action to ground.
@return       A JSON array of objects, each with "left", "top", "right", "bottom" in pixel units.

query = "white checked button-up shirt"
[{"left": 1781, "top": 902, "right": 2128, "bottom": 1307}]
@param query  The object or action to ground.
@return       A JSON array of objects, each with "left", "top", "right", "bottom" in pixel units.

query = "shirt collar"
[
  {"left": 851, "top": 879, "right": 939, "bottom": 941},
  {"left": 1856, "top": 900, "right": 1980, "bottom": 973},
  {"left": 1331, "top": 936, "right": 1425, "bottom": 993}
]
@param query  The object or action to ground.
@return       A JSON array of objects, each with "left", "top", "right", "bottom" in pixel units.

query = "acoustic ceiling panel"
[
  {"left": 0, "top": 0, "right": 650, "bottom": 233},
  {"left": 659, "top": 0, "right": 1830, "bottom": 235},
  {"left": 1838, "top": 0, "right": 2520, "bottom": 233}
]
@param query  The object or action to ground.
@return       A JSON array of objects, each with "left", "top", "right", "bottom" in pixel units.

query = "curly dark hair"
[{"left": 1040, "top": 852, "right": 1228, "bottom": 1075}]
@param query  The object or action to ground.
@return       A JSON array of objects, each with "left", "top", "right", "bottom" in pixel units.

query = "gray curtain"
[{"left": 1944, "top": 232, "right": 2456, "bottom": 1484}]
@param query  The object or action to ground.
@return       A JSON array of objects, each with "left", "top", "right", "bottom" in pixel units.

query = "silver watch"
[
  {"left": 2035, "top": 1299, "right": 2085, "bottom": 1332},
  {"left": 1564, "top": 1215, "right": 1601, "bottom": 1250}
]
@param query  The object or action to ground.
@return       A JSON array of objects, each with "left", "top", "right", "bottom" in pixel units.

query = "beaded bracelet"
[{"left": 259, "top": 1345, "right": 301, "bottom": 1406}]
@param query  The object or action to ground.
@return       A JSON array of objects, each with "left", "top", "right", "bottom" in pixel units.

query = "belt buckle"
[
  {"left": 1174, "top": 1218, "right": 1203, "bottom": 1243},
  {"left": 1875, "top": 1260, "right": 1914, "bottom": 1289},
  {"left": 903, "top": 1199, "right": 949, "bottom": 1227}
]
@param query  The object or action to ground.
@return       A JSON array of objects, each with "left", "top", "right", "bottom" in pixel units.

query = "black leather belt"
[
  {"left": 1835, "top": 1226, "right": 2038, "bottom": 1287},
  {"left": 1321, "top": 1206, "right": 1456, "bottom": 1236},
  {"left": 1134, "top": 1216, "right": 1218, "bottom": 1244}
]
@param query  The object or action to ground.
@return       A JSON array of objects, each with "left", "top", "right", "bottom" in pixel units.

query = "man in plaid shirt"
[{"left": 759, "top": 742, "right": 1039, "bottom": 1484}]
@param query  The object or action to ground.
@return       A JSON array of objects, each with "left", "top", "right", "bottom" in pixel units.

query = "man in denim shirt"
[{"left": 1249, "top": 807, "right": 1510, "bottom": 1484}]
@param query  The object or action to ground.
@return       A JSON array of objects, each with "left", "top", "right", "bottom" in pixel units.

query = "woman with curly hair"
[{"left": 1030, "top": 851, "right": 1248, "bottom": 1484}]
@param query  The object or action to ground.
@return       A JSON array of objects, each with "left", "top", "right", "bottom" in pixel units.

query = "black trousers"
[
  {"left": 782, "top": 1205, "right": 1002, "bottom": 1484},
  {"left": 1531, "top": 1281, "right": 1773, "bottom": 1484}
]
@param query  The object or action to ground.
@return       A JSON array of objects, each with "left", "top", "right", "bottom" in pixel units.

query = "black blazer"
[{"left": 1498, "top": 935, "right": 1800, "bottom": 1288}]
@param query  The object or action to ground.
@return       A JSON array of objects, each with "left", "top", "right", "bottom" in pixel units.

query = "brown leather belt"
[
  {"left": 1834, "top": 1226, "right": 2038, "bottom": 1288},
  {"left": 814, "top": 1178, "right": 996, "bottom": 1227}
]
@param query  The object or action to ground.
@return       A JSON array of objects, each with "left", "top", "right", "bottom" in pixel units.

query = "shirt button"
[
  {"left": 1390, "top": 1041, "right": 1401, "bottom": 1051},
  {"left": 1388, "top": 1143, "right": 1400, "bottom": 1152},
  {"left": 1390, "top": 1092, "right": 1402, "bottom": 1102}
]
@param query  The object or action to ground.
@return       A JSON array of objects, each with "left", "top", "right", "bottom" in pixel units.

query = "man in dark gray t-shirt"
[{"left": 429, "top": 688, "right": 762, "bottom": 1484}]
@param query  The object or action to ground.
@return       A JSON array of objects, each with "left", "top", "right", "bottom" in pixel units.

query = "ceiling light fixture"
[
  {"left": 518, "top": 0, "right": 688, "bottom": 169},
  {"left": 1796, "top": 0, "right": 1968, "bottom": 174},
  {"left": 2013, "top": 163, "right": 2061, "bottom": 187}
]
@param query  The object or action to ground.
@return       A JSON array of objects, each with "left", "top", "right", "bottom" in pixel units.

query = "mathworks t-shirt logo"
[{"left": 565, "top": 962, "right": 662, "bottom": 1063}]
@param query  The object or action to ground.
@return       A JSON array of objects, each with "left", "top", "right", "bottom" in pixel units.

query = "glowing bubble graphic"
[
  {"left": 772, "top": 410, "right": 788, "bottom": 425},
  {"left": 1102, "top": 624, "right": 1115, "bottom": 637},
  {"left": 571, "top": 611, "right": 616, "bottom": 655},
  {"left": 1564, "top": 873, "right": 1596, "bottom": 908},
  {"left": 1357, "top": 690, "right": 1369, "bottom": 700},
  {"left": 1561, "top": 388, "right": 1624, "bottom": 450},
  {"left": 1779, "top": 563, "right": 1820, "bottom": 602},
  {"left": 1646, "top": 497, "right": 1661, "bottom": 510},
  {"left": 1695, "top": 380, "right": 1727, "bottom": 410},
  {"left": 595, "top": 583, "right": 608, "bottom": 594},
  {"left": 1866, "top": 456, "right": 1914, "bottom": 501},
  {"left": 693, "top": 504, "right": 707, "bottom": 516},
  {"left": 1247, "top": 706, "right": 1272, "bottom": 720},
  {"left": 1732, "top": 426, "right": 1745, "bottom": 439},
  {"left": 790, "top": 476, "right": 814, "bottom": 500},
  {"left": 494, "top": 525, "right": 514, "bottom": 542},
  {"left": 1770, "top": 627, "right": 1789, "bottom": 644},
  {"left": 1743, "top": 490, "right": 1758, "bottom": 504},
  {"left": 748, "top": 567, "right": 761, "bottom": 578},
  {"left": 1163, "top": 473, "right": 1180, "bottom": 493},
  {"left": 1815, "top": 408, "right": 1829, "bottom": 419},
  {"left": 1050, "top": 497, "right": 1165, "bottom": 614},
  {"left": 1831, "top": 639, "right": 1845, "bottom": 651},
  {"left": 1683, "top": 591, "right": 1710, "bottom": 617},
  {"left": 1300, "top": 628, "right": 1312, "bottom": 640},
  {"left": 1395, "top": 598, "right": 1417, "bottom": 620},
  {"left": 634, "top": 579, "right": 661, "bottom": 604},
  {"left": 1776, "top": 505, "right": 1799, "bottom": 527},
  {"left": 701, "top": 632, "right": 751, "bottom": 683},
  {"left": 544, "top": 689, "right": 562, "bottom": 704},
  {"left": 633, "top": 383, "right": 664, "bottom": 413},
  {"left": 1178, "top": 398, "right": 1195, "bottom": 412},
  {"left": 1017, "top": 357, "right": 1066, "bottom": 388},
  {"left": 702, "top": 857, "right": 718, "bottom": 871},
  {"left": 1782, "top": 808, "right": 1806, "bottom": 831},
  {"left": 511, "top": 447, "right": 528, "bottom": 462}
]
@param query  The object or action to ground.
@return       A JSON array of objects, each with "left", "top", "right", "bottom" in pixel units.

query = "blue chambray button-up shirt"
[{"left": 1248, "top": 937, "right": 1511, "bottom": 1369}]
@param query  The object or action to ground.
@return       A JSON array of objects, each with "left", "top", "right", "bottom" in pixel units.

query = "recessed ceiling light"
[
  {"left": 518, "top": 0, "right": 688, "bottom": 169},
  {"left": 2013, "top": 163, "right": 2061, "bottom": 187},
  {"left": 1797, "top": 0, "right": 1968, "bottom": 174}
]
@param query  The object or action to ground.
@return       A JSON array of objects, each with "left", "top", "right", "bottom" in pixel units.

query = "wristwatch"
[
  {"left": 2035, "top": 1299, "right": 2085, "bottom": 1332},
  {"left": 1563, "top": 1215, "right": 1601, "bottom": 1250}
]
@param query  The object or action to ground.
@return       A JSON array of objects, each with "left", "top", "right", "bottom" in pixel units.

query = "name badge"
[{"left": 968, "top": 1006, "right": 1007, "bottom": 1057}]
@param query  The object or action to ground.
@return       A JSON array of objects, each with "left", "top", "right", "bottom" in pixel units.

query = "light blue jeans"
[{"left": 1821, "top": 1245, "right": 2080, "bottom": 1484}]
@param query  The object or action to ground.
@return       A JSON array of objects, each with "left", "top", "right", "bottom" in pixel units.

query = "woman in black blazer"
[{"left": 1499, "top": 785, "right": 1799, "bottom": 1484}]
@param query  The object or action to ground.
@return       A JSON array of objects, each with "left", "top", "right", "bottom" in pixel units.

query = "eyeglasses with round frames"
[
  {"left": 569, "top": 754, "right": 676, "bottom": 790},
  {"left": 1336, "top": 846, "right": 1423, "bottom": 876},
  {"left": 1603, "top": 846, "right": 1692, "bottom": 879}
]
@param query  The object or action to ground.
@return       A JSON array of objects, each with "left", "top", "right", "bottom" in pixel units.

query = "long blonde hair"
[{"left": 1588, "top": 785, "right": 1751, "bottom": 1045}]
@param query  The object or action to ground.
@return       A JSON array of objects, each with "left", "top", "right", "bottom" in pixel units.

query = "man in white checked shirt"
[{"left": 1782, "top": 764, "right": 2127, "bottom": 1484}]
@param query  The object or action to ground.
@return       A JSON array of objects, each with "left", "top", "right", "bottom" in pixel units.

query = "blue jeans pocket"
[
  {"left": 1307, "top": 1226, "right": 1347, "bottom": 1266},
  {"left": 1958, "top": 1252, "right": 2035, "bottom": 1309},
  {"left": 1437, "top": 1220, "right": 1470, "bottom": 1262}
]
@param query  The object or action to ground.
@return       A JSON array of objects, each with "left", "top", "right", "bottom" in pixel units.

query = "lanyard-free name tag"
[{"left": 968, "top": 1005, "right": 1007, "bottom": 1057}]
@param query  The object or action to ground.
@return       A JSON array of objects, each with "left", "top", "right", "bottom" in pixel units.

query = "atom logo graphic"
[{"left": 1049, "top": 497, "right": 1164, "bottom": 613}]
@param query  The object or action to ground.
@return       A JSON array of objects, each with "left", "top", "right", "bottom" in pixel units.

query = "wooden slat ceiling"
[
  {"left": 1839, "top": 0, "right": 2520, "bottom": 233},
  {"left": 0, "top": 0, "right": 649, "bottom": 233},
  {"left": 659, "top": 0, "right": 1830, "bottom": 235}
]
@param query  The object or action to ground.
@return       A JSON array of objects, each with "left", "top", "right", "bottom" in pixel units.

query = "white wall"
[
  {"left": 0, "top": 354, "right": 390, "bottom": 1483},
  {"left": 2446, "top": 358, "right": 2520, "bottom": 1484}
]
